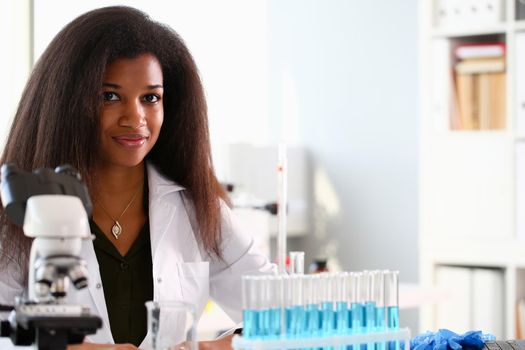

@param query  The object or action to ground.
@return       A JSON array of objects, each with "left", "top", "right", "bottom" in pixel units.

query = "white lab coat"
[{"left": 0, "top": 163, "right": 276, "bottom": 348}]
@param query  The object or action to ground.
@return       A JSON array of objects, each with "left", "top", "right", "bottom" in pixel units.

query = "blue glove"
[{"left": 411, "top": 329, "right": 496, "bottom": 350}]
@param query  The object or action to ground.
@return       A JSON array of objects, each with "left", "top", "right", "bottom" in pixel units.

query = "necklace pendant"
[{"left": 111, "top": 221, "right": 122, "bottom": 240}]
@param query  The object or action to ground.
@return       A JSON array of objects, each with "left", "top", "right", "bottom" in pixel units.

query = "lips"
[{"left": 112, "top": 133, "right": 149, "bottom": 148}]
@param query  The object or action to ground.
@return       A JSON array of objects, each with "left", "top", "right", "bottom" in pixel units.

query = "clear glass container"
[{"left": 144, "top": 300, "right": 196, "bottom": 350}]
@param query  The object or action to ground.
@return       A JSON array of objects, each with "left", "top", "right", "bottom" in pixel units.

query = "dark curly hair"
[{"left": 0, "top": 6, "right": 227, "bottom": 276}]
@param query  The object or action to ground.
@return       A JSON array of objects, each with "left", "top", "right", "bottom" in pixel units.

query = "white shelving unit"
[{"left": 419, "top": 0, "right": 525, "bottom": 340}]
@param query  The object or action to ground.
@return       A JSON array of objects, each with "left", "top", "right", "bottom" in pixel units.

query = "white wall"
[
  {"left": 264, "top": 0, "right": 419, "bottom": 328},
  {"left": 0, "top": 0, "right": 32, "bottom": 147},
  {"left": 265, "top": 0, "right": 419, "bottom": 281}
]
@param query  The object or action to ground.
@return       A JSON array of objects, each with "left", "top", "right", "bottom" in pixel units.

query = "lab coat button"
[
  {"left": 96, "top": 283, "right": 102, "bottom": 289},
  {"left": 157, "top": 277, "right": 162, "bottom": 283}
]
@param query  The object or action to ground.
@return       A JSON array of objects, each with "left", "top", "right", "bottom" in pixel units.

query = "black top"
[{"left": 90, "top": 180, "right": 153, "bottom": 347}]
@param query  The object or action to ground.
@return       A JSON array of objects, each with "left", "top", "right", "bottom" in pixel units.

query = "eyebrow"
[{"left": 102, "top": 83, "right": 164, "bottom": 89}]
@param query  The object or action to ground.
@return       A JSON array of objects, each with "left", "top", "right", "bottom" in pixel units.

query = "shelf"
[
  {"left": 431, "top": 24, "right": 507, "bottom": 38},
  {"left": 421, "top": 0, "right": 525, "bottom": 339},
  {"left": 422, "top": 237, "right": 525, "bottom": 268},
  {"left": 440, "top": 130, "right": 509, "bottom": 137},
  {"left": 514, "top": 21, "right": 525, "bottom": 32}
]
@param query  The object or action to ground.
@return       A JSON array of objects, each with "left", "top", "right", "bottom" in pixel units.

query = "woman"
[{"left": 0, "top": 6, "right": 275, "bottom": 349}]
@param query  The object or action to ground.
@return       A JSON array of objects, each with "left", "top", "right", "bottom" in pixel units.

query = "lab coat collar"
[{"left": 146, "top": 162, "right": 185, "bottom": 200}]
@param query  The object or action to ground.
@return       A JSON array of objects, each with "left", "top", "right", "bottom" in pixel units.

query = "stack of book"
[
  {"left": 517, "top": 299, "right": 525, "bottom": 339},
  {"left": 452, "top": 42, "right": 506, "bottom": 130}
]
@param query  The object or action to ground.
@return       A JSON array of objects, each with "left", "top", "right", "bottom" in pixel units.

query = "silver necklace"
[{"left": 96, "top": 187, "right": 141, "bottom": 240}]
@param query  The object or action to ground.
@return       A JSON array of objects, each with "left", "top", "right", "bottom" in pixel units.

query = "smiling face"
[{"left": 97, "top": 53, "right": 164, "bottom": 170}]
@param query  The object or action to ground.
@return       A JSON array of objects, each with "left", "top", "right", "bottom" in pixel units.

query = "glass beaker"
[{"left": 144, "top": 301, "right": 196, "bottom": 350}]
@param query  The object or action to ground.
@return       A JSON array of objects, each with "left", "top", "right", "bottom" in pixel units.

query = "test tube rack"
[{"left": 232, "top": 327, "right": 411, "bottom": 350}]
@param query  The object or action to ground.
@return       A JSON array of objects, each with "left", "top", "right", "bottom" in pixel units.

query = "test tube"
[
  {"left": 375, "top": 271, "right": 387, "bottom": 350},
  {"left": 258, "top": 276, "right": 270, "bottom": 338},
  {"left": 334, "top": 272, "right": 349, "bottom": 334},
  {"left": 374, "top": 271, "right": 386, "bottom": 331},
  {"left": 363, "top": 271, "right": 380, "bottom": 330},
  {"left": 385, "top": 270, "right": 399, "bottom": 329},
  {"left": 350, "top": 272, "right": 365, "bottom": 334},
  {"left": 319, "top": 273, "right": 335, "bottom": 335},
  {"left": 364, "top": 271, "right": 378, "bottom": 350},
  {"left": 289, "top": 275, "right": 305, "bottom": 337},
  {"left": 289, "top": 251, "right": 305, "bottom": 275},
  {"left": 242, "top": 276, "right": 260, "bottom": 339},
  {"left": 283, "top": 275, "right": 293, "bottom": 336},
  {"left": 267, "top": 276, "right": 282, "bottom": 338},
  {"left": 303, "top": 274, "right": 320, "bottom": 335},
  {"left": 384, "top": 270, "right": 400, "bottom": 350}
]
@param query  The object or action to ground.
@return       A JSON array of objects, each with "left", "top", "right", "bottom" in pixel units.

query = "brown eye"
[
  {"left": 103, "top": 92, "right": 119, "bottom": 101},
  {"left": 144, "top": 94, "right": 160, "bottom": 103}
]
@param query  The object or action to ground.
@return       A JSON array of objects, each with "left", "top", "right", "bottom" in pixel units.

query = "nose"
[{"left": 119, "top": 100, "right": 146, "bottom": 129}]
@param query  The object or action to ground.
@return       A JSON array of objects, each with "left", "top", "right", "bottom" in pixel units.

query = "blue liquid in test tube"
[
  {"left": 266, "top": 275, "right": 283, "bottom": 338},
  {"left": 269, "top": 307, "right": 281, "bottom": 338},
  {"left": 335, "top": 273, "right": 349, "bottom": 335},
  {"left": 365, "top": 301, "right": 376, "bottom": 350},
  {"left": 350, "top": 302, "right": 364, "bottom": 350},
  {"left": 242, "top": 276, "right": 260, "bottom": 338},
  {"left": 373, "top": 271, "right": 387, "bottom": 350},
  {"left": 336, "top": 301, "right": 349, "bottom": 334},
  {"left": 321, "top": 301, "right": 335, "bottom": 335},
  {"left": 385, "top": 271, "right": 400, "bottom": 350},
  {"left": 350, "top": 272, "right": 364, "bottom": 333},
  {"left": 388, "top": 306, "right": 399, "bottom": 329},
  {"left": 351, "top": 302, "right": 364, "bottom": 331},
  {"left": 306, "top": 303, "right": 320, "bottom": 334},
  {"left": 388, "top": 306, "right": 400, "bottom": 350},
  {"left": 282, "top": 275, "right": 293, "bottom": 337},
  {"left": 375, "top": 306, "right": 387, "bottom": 350},
  {"left": 290, "top": 305, "right": 306, "bottom": 337},
  {"left": 258, "top": 276, "right": 272, "bottom": 338},
  {"left": 318, "top": 273, "right": 335, "bottom": 336},
  {"left": 318, "top": 273, "right": 335, "bottom": 350},
  {"left": 365, "top": 271, "right": 382, "bottom": 350},
  {"left": 349, "top": 272, "right": 366, "bottom": 350},
  {"left": 285, "top": 275, "right": 305, "bottom": 338},
  {"left": 286, "top": 306, "right": 293, "bottom": 334},
  {"left": 260, "top": 275, "right": 284, "bottom": 338},
  {"left": 365, "top": 301, "right": 376, "bottom": 329},
  {"left": 335, "top": 301, "right": 349, "bottom": 350},
  {"left": 303, "top": 275, "right": 320, "bottom": 350},
  {"left": 376, "top": 306, "right": 386, "bottom": 329},
  {"left": 262, "top": 308, "right": 273, "bottom": 337},
  {"left": 243, "top": 309, "right": 258, "bottom": 339}
]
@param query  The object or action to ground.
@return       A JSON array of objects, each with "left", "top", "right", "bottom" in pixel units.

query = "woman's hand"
[
  {"left": 66, "top": 334, "right": 236, "bottom": 350},
  {"left": 198, "top": 334, "right": 234, "bottom": 350},
  {"left": 68, "top": 342, "right": 139, "bottom": 349}
]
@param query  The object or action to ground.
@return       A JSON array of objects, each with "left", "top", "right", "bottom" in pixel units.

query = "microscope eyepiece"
[
  {"left": 54, "top": 165, "right": 82, "bottom": 181},
  {"left": 0, "top": 164, "right": 92, "bottom": 227}
]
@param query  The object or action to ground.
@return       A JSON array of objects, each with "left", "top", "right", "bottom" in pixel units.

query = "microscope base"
[{"left": 1, "top": 304, "right": 102, "bottom": 350}]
